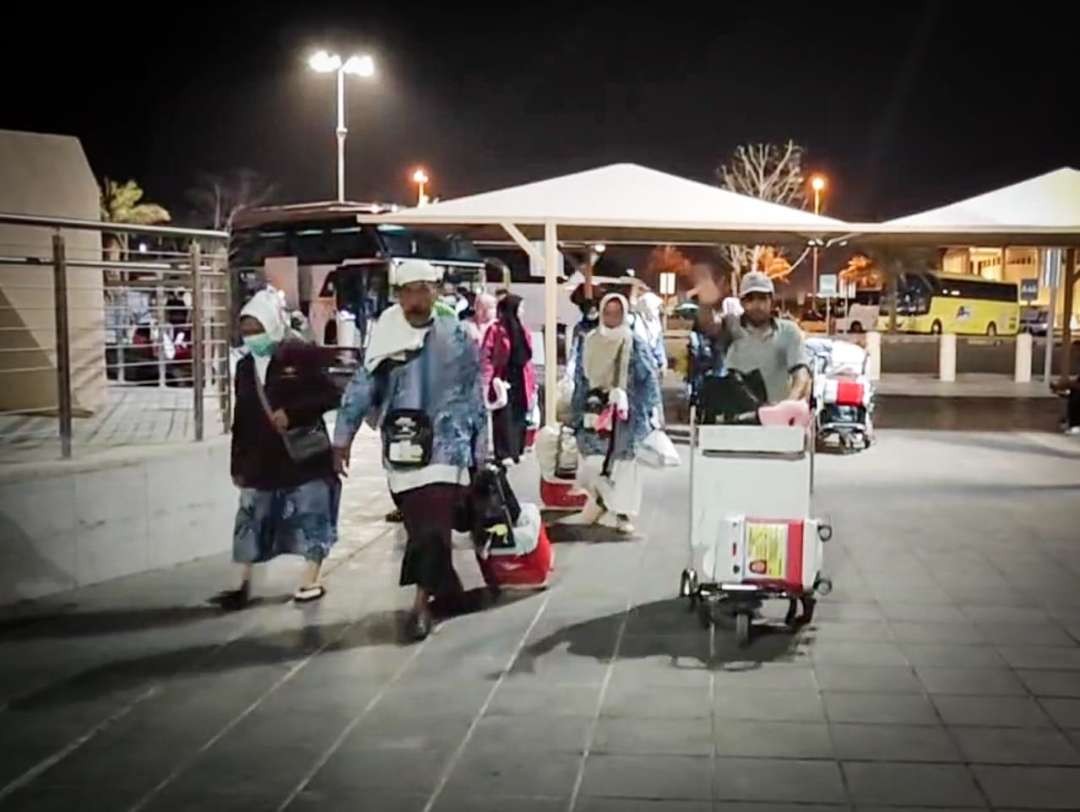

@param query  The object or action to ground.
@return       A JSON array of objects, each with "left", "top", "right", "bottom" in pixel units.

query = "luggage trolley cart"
[{"left": 679, "top": 407, "right": 834, "bottom": 646}]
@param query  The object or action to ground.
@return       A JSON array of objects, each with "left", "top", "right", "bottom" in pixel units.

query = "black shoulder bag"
[{"left": 253, "top": 366, "right": 332, "bottom": 463}]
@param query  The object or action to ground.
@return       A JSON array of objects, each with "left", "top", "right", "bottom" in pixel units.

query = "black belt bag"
[{"left": 382, "top": 408, "right": 433, "bottom": 469}]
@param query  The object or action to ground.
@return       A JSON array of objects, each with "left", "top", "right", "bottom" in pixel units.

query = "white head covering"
[
  {"left": 633, "top": 291, "right": 664, "bottom": 344},
  {"left": 469, "top": 292, "right": 498, "bottom": 345},
  {"left": 394, "top": 258, "right": 443, "bottom": 287},
  {"left": 240, "top": 289, "right": 289, "bottom": 383},
  {"left": 584, "top": 293, "right": 633, "bottom": 390},
  {"left": 635, "top": 291, "right": 663, "bottom": 322}
]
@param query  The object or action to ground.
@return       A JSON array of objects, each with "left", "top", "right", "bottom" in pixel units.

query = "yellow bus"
[{"left": 877, "top": 273, "right": 1019, "bottom": 336}]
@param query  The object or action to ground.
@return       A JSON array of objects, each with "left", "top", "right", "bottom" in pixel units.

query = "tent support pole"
[
  {"left": 544, "top": 222, "right": 559, "bottom": 428},
  {"left": 499, "top": 222, "right": 543, "bottom": 267}
]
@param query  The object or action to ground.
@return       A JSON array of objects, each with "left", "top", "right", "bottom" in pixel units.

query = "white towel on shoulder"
[{"left": 364, "top": 305, "right": 430, "bottom": 373}]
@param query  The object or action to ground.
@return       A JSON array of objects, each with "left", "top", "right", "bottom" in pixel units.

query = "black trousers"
[{"left": 397, "top": 484, "right": 466, "bottom": 596}]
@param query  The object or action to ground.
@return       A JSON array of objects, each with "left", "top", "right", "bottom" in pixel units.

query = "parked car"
[
  {"left": 1020, "top": 306, "right": 1080, "bottom": 336},
  {"left": 1021, "top": 306, "right": 1051, "bottom": 336}
]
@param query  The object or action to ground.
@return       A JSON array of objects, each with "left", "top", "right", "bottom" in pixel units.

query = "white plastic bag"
[
  {"left": 536, "top": 424, "right": 579, "bottom": 479},
  {"left": 636, "top": 429, "right": 680, "bottom": 469}
]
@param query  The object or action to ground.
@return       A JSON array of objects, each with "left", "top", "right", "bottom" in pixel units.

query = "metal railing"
[{"left": 0, "top": 213, "right": 230, "bottom": 462}]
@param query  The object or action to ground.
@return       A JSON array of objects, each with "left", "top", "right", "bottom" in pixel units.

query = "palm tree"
[{"left": 100, "top": 178, "right": 171, "bottom": 260}]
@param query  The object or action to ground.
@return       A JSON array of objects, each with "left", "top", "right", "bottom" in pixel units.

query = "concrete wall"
[
  {"left": 0, "top": 129, "right": 106, "bottom": 414},
  {"left": 0, "top": 439, "right": 234, "bottom": 605}
]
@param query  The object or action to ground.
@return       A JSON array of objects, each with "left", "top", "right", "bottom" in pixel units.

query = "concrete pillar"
[
  {"left": 1062, "top": 247, "right": 1077, "bottom": 380},
  {"left": 866, "top": 331, "right": 882, "bottom": 381},
  {"left": 1014, "top": 332, "right": 1033, "bottom": 383},
  {"left": 938, "top": 333, "right": 956, "bottom": 382}
]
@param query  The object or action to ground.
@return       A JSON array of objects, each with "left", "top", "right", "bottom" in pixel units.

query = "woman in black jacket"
[{"left": 222, "top": 290, "right": 342, "bottom": 609}]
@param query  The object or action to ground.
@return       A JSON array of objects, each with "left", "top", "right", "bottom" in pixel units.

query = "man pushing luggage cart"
[{"left": 683, "top": 270, "right": 834, "bottom": 646}]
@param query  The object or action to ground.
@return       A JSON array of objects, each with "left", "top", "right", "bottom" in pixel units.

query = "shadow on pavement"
[
  {"left": 0, "top": 603, "right": 251, "bottom": 640},
  {"left": 914, "top": 431, "right": 1080, "bottom": 461},
  {"left": 514, "top": 599, "right": 807, "bottom": 675},
  {"left": 6, "top": 585, "right": 513, "bottom": 710},
  {"left": 6, "top": 611, "right": 411, "bottom": 711}
]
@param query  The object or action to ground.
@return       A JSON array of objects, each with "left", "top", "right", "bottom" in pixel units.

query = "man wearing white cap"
[
  {"left": 698, "top": 270, "right": 811, "bottom": 404},
  {"left": 332, "top": 259, "right": 487, "bottom": 639}
]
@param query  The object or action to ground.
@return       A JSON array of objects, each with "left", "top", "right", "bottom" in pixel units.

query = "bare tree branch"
[{"left": 716, "top": 141, "right": 809, "bottom": 277}]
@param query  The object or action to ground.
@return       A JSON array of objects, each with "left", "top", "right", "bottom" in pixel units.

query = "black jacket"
[{"left": 230, "top": 341, "right": 341, "bottom": 490}]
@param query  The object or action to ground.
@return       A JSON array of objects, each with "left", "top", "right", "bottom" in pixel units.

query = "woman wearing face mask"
[
  {"left": 221, "top": 289, "right": 342, "bottom": 609},
  {"left": 567, "top": 293, "right": 662, "bottom": 535}
]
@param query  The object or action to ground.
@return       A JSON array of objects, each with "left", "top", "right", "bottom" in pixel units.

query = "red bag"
[
  {"left": 477, "top": 523, "right": 554, "bottom": 590},
  {"left": 540, "top": 477, "right": 588, "bottom": 510}
]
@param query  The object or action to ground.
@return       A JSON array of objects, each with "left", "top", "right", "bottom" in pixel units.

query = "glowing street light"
[
  {"left": 810, "top": 174, "right": 828, "bottom": 302},
  {"left": 307, "top": 50, "right": 377, "bottom": 202},
  {"left": 412, "top": 168, "right": 430, "bottom": 206},
  {"left": 343, "top": 55, "right": 375, "bottom": 77},
  {"left": 811, "top": 174, "right": 827, "bottom": 218}
]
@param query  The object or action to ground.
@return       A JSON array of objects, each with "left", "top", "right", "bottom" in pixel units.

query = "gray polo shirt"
[{"left": 720, "top": 315, "right": 809, "bottom": 404}]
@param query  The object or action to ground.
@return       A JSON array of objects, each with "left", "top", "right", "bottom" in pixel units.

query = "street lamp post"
[
  {"left": 812, "top": 174, "right": 825, "bottom": 298},
  {"left": 412, "top": 168, "right": 430, "bottom": 206},
  {"left": 308, "top": 50, "right": 376, "bottom": 203},
  {"left": 810, "top": 174, "right": 827, "bottom": 317}
]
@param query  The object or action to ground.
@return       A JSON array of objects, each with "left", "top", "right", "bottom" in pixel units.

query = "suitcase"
[
  {"left": 476, "top": 503, "right": 555, "bottom": 589},
  {"left": 537, "top": 425, "right": 588, "bottom": 510}
]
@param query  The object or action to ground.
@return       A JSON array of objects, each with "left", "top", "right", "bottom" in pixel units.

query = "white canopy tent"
[
  {"left": 840, "top": 167, "right": 1080, "bottom": 247},
  {"left": 840, "top": 167, "right": 1080, "bottom": 381},
  {"left": 355, "top": 163, "right": 847, "bottom": 424}
]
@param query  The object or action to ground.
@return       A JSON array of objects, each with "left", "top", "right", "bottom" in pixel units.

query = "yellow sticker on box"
[{"left": 747, "top": 522, "right": 788, "bottom": 578}]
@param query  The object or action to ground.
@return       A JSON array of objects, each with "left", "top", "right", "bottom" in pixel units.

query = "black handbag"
[
  {"left": 382, "top": 409, "right": 434, "bottom": 469},
  {"left": 379, "top": 347, "right": 437, "bottom": 470},
  {"left": 253, "top": 369, "right": 331, "bottom": 463},
  {"left": 470, "top": 460, "right": 522, "bottom": 555},
  {"left": 699, "top": 370, "right": 768, "bottom": 425}
]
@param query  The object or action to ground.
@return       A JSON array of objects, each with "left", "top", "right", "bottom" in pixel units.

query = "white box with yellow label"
[{"left": 690, "top": 425, "right": 823, "bottom": 593}]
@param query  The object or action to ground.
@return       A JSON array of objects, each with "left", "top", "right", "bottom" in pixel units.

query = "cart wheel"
[
  {"left": 784, "top": 599, "right": 799, "bottom": 627},
  {"left": 817, "top": 523, "right": 834, "bottom": 543},
  {"left": 735, "top": 612, "right": 752, "bottom": 647}
]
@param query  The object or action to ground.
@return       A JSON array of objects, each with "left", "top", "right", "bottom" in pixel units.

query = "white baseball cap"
[
  {"left": 394, "top": 258, "right": 442, "bottom": 287},
  {"left": 739, "top": 271, "right": 775, "bottom": 298}
]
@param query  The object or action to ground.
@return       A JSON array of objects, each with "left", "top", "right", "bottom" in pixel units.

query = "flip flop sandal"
[{"left": 293, "top": 585, "right": 326, "bottom": 603}]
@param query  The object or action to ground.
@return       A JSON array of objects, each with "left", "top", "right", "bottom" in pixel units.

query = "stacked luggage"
[
  {"left": 806, "top": 338, "right": 875, "bottom": 452},
  {"left": 535, "top": 425, "right": 588, "bottom": 510},
  {"left": 467, "top": 461, "right": 554, "bottom": 591}
]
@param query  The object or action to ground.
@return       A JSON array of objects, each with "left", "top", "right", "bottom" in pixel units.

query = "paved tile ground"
[
  {"left": 0, "top": 384, "right": 227, "bottom": 465},
  {"left": 1, "top": 428, "right": 1079, "bottom": 810}
]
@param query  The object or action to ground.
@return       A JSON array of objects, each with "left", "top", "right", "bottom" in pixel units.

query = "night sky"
[{"left": 3, "top": 1, "right": 1078, "bottom": 226}]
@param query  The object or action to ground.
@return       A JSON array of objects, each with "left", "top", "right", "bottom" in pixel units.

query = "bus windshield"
[
  {"left": 374, "top": 225, "right": 482, "bottom": 263},
  {"left": 230, "top": 220, "right": 482, "bottom": 268}
]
